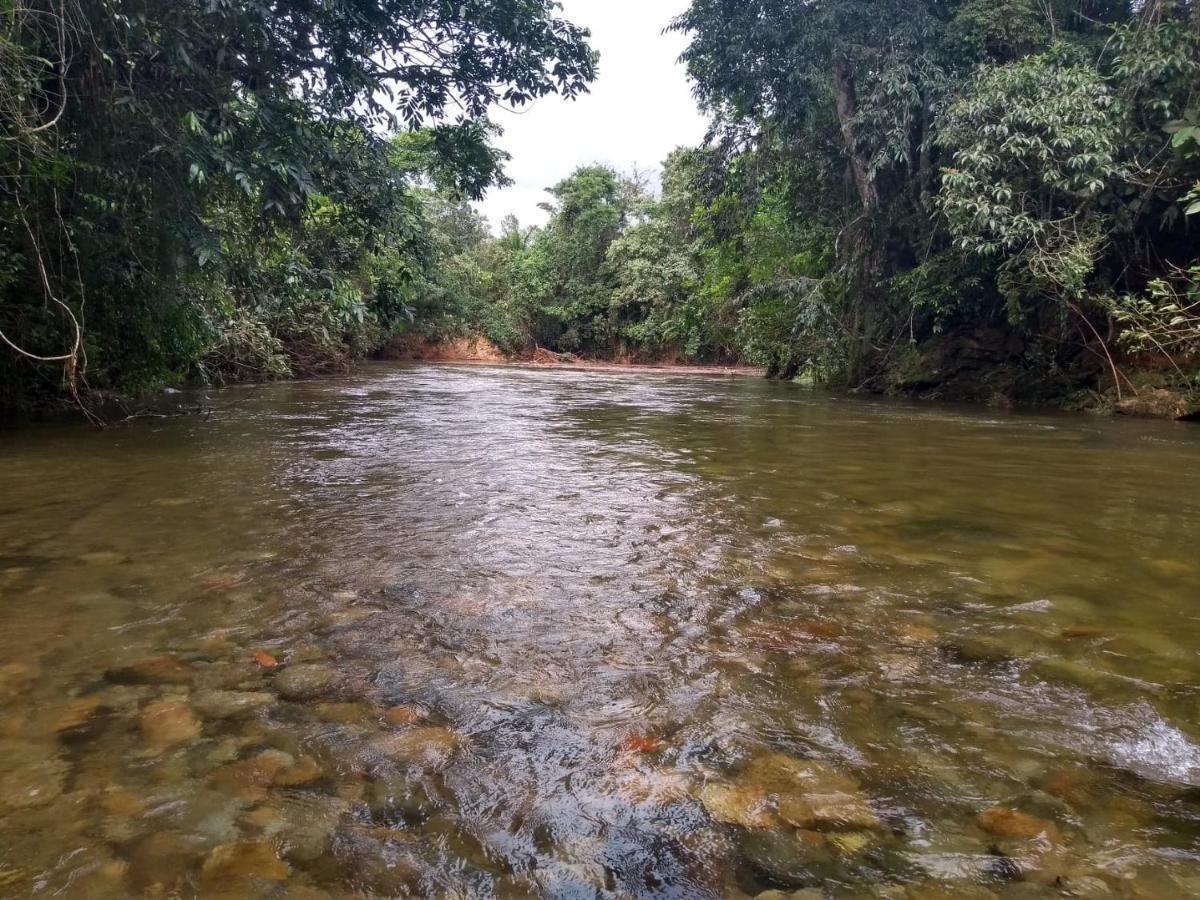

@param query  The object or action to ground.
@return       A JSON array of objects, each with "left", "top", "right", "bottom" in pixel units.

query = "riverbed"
[{"left": 1, "top": 363, "right": 1199, "bottom": 898}]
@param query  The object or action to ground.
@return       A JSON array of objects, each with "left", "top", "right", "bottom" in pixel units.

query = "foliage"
[{"left": 0, "top": 0, "right": 595, "bottom": 414}]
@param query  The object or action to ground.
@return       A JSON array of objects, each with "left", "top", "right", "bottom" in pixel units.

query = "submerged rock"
[
  {"left": 50, "top": 695, "right": 106, "bottom": 736},
  {"left": 368, "top": 726, "right": 461, "bottom": 769},
  {"left": 699, "top": 752, "right": 880, "bottom": 833},
  {"left": 382, "top": 705, "right": 429, "bottom": 727},
  {"left": 211, "top": 749, "right": 295, "bottom": 801},
  {"left": 107, "top": 655, "right": 194, "bottom": 686},
  {"left": 740, "top": 829, "right": 830, "bottom": 888},
  {"left": 311, "top": 701, "right": 372, "bottom": 724},
  {"left": 201, "top": 840, "right": 290, "bottom": 882},
  {"left": 127, "top": 832, "right": 197, "bottom": 892},
  {"left": 699, "top": 782, "right": 776, "bottom": 828},
  {"left": 139, "top": 700, "right": 201, "bottom": 747},
  {"left": 192, "top": 690, "right": 274, "bottom": 719},
  {"left": 0, "top": 741, "right": 68, "bottom": 812},
  {"left": 274, "top": 664, "right": 338, "bottom": 701},
  {"left": 977, "top": 806, "right": 1062, "bottom": 843}
]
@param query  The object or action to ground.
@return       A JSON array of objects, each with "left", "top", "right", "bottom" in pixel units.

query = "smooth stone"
[
  {"left": 277, "top": 795, "right": 352, "bottom": 863},
  {"left": 274, "top": 664, "right": 338, "bottom": 700},
  {"left": 139, "top": 700, "right": 201, "bottom": 747},
  {"left": 977, "top": 807, "right": 1062, "bottom": 843},
  {"left": 0, "top": 742, "right": 68, "bottom": 812},
  {"left": 274, "top": 756, "right": 323, "bottom": 787},
  {"left": 127, "top": 832, "right": 197, "bottom": 891},
  {"left": 50, "top": 696, "right": 107, "bottom": 735},
  {"left": 368, "top": 726, "right": 461, "bottom": 769},
  {"left": 740, "top": 830, "right": 830, "bottom": 888},
  {"left": 699, "top": 782, "right": 776, "bottom": 828},
  {"left": 368, "top": 776, "right": 440, "bottom": 822},
  {"left": 201, "top": 840, "right": 290, "bottom": 882},
  {"left": 100, "top": 786, "right": 145, "bottom": 817},
  {"left": 311, "top": 701, "right": 372, "bottom": 724},
  {"left": 192, "top": 690, "right": 274, "bottom": 719},
  {"left": 382, "top": 705, "right": 429, "bottom": 727},
  {"left": 210, "top": 749, "right": 294, "bottom": 801},
  {"left": 107, "top": 655, "right": 194, "bottom": 686}
]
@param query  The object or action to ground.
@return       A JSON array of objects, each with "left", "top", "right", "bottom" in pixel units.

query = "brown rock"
[
  {"left": 382, "top": 705, "right": 428, "bottom": 727},
  {"left": 50, "top": 696, "right": 105, "bottom": 735},
  {"left": 274, "top": 756, "right": 323, "bottom": 787},
  {"left": 201, "top": 841, "right": 290, "bottom": 882},
  {"left": 127, "top": 832, "right": 196, "bottom": 891},
  {"left": 211, "top": 749, "right": 294, "bottom": 801},
  {"left": 311, "top": 701, "right": 372, "bottom": 724},
  {"left": 107, "top": 655, "right": 194, "bottom": 686},
  {"left": 100, "top": 786, "right": 145, "bottom": 818},
  {"left": 139, "top": 700, "right": 201, "bottom": 747},
  {"left": 978, "top": 806, "right": 1062, "bottom": 843},
  {"left": 699, "top": 782, "right": 777, "bottom": 828},
  {"left": 368, "top": 726, "right": 461, "bottom": 769}
]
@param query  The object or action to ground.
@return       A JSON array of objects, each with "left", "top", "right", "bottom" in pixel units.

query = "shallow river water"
[{"left": 2, "top": 363, "right": 1200, "bottom": 899}]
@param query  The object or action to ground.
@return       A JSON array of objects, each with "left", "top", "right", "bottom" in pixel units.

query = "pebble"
[
  {"left": 138, "top": 700, "right": 201, "bottom": 747},
  {"left": 127, "top": 832, "right": 196, "bottom": 891},
  {"left": 977, "top": 806, "right": 1062, "bottom": 843},
  {"left": 0, "top": 744, "right": 68, "bottom": 812},
  {"left": 382, "top": 705, "right": 429, "bottom": 727},
  {"left": 368, "top": 726, "right": 461, "bottom": 769},
  {"left": 274, "top": 664, "right": 338, "bottom": 700},
  {"left": 107, "top": 655, "right": 194, "bottom": 686},
  {"left": 201, "top": 840, "right": 290, "bottom": 882},
  {"left": 211, "top": 749, "right": 295, "bottom": 800},
  {"left": 192, "top": 690, "right": 274, "bottom": 719}
]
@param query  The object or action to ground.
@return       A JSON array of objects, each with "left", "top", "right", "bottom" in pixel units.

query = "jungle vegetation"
[{"left": 3, "top": 0, "right": 1200, "bottom": 416}]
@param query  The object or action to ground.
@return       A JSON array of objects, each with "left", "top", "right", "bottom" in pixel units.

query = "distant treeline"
[
  {"left": 420, "top": 0, "right": 1200, "bottom": 412},
  {"left": 3, "top": 1, "right": 1200, "bottom": 417}
]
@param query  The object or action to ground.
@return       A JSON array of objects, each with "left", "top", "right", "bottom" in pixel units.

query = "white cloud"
[{"left": 474, "top": 0, "right": 706, "bottom": 230}]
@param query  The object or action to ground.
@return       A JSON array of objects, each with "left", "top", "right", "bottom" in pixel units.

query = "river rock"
[
  {"left": 127, "top": 831, "right": 197, "bottom": 891},
  {"left": 50, "top": 695, "right": 106, "bottom": 736},
  {"left": 107, "top": 654, "right": 194, "bottom": 685},
  {"left": 312, "top": 701, "right": 372, "bottom": 724},
  {"left": 139, "top": 700, "right": 201, "bottom": 747},
  {"left": 740, "top": 830, "right": 830, "bottom": 888},
  {"left": 274, "top": 755, "right": 323, "bottom": 787},
  {"left": 211, "top": 749, "right": 294, "bottom": 801},
  {"left": 699, "top": 782, "right": 776, "bottom": 828},
  {"left": 746, "top": 752, "right": 880, "bottom": 831},
  {"left": 977, "top": 806, "right": 1062, "bottom": 843},
  {"left": 368, "top": 726, "right": 461, "bottom": 769},
  {"left": 100, "top": 785, "right": 145, "bottom": 817},
  {"left": 201, "top": 840, "right": 290, "bottom": 882},
  {"left": 0, "top": 742, "right": 68, "bottom": 812},
  {"left": 274, "top": 664, "right": 338, "bottom": 700},
  {"left": 192, "top": 690, "right": 274, "bottom": 719},
  {"left": 382, "top": 705, "right": 429, "bottom": 727}
]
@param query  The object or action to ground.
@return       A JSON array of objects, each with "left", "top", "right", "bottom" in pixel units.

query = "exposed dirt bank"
[{"left": 379, "top": 336, "right": 762, "bottom": 377}]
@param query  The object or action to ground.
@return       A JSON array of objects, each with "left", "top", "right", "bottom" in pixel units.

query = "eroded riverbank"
[{"left": 2, "top": 363, "right": 1200, "bottom": 898}]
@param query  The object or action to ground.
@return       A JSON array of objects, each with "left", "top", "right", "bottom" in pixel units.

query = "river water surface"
[{"left": 2, "top": 364, "right": 1200, "bottom": 898}]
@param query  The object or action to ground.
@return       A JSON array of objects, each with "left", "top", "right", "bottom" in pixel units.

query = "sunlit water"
[{"left": 2, "top": 363, "right": 1200, "bottom": 899}]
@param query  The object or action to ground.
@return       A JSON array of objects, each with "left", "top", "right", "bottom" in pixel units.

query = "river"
[{"left": 1, "top": 363, "right": 1199, "bottom": 898}]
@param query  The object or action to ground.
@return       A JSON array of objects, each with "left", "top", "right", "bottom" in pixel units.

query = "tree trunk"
[{"left": 831, "top": 53, "right": 879, "bottom": 215}]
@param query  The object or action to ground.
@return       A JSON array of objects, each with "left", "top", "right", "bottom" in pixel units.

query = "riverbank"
[{"left": 378, "top": 335, "right": 763, "bottom": 377}]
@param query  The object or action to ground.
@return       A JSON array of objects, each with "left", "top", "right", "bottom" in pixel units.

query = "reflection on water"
[{"left": 2, "top": 363, "right": 1200, "bottom": 898}]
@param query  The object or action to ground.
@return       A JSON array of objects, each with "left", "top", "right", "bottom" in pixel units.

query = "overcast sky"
[{"left": 474, "top": 0, "right": 707, "bottom": 230}]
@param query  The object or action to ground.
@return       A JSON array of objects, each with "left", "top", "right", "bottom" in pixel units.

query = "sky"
[{"left": 474, "top": 0, "right": 708, "bottom": 230}]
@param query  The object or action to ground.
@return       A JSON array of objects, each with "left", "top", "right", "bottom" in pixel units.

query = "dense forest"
[{"left": 3, "top": 0, "right": 1200, "bottom": 418}]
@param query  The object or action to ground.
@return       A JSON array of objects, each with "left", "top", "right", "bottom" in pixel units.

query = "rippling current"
[{"left": 2, "top": 363, "right": 1200, "bottom": 898}]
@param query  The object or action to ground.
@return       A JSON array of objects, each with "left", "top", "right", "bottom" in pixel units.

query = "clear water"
[{"left": 1, "top": 363, "right": 1199, "bottom": 898}]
